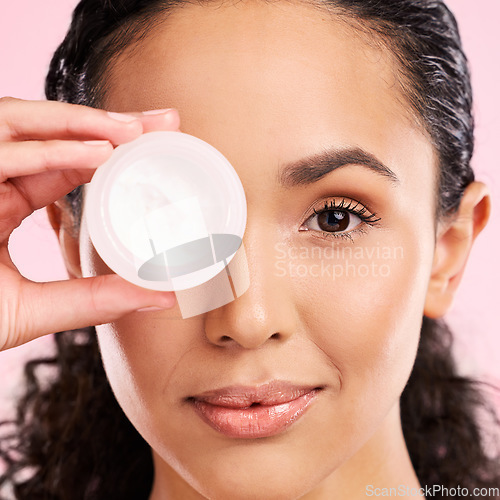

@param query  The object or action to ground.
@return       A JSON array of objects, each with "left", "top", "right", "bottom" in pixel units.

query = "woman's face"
[{"left": 79, "top": 1, "right": 437, "bottom": 497}]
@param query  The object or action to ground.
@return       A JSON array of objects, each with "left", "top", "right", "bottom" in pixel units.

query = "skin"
[
  {"left": 0, "top": 99, "right": 179, "bottom": 351},
  {"left": 44, "top": 0, "right": 490, "bottom": 498}
]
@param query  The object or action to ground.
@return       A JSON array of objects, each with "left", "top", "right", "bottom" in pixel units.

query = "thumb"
[
  {"left": 7, "top": 275, "right": 176, "bottom": 350},
  {"left": 129, "top": 108, "right": 181, "bottom": 133}
]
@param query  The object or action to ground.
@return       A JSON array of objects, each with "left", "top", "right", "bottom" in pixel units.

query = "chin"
[
  {"left": 190, "top": 466, "right": 325, "bottom": 500},
  {"left": 158, "top": 435, "right": 339, "bottom": 500}
]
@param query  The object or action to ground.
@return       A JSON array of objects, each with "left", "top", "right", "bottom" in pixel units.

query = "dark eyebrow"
[{"left": 277, "top": 146, "right": 399, "bottom": 188}]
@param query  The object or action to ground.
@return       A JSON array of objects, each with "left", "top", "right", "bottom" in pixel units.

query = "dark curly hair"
[{"left": 1, "top": 0, "right": 499, "bottom": 498}]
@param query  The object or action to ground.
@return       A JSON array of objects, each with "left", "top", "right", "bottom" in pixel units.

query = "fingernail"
[
  {"left": 142, "top": 108, "right": 174, "bottom": 116},
  {"left": 135, "top": 306, "right": 166, "bottom": 313},
  {"left": 158, "top": 292, "right": 177, "bottom": 308},
  {"left": 83, "top": 140, "right": 111, "bottom": 147},
  {"left": 107, "top": 111, "right": 138, "bottom": 123},
  {"left": 135, "top": 293, "right": 176, "bottom": 312}
]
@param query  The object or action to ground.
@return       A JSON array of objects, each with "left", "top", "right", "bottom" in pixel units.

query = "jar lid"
[{"left": 84, "top": 131, "right": 247, "bottom": 291}]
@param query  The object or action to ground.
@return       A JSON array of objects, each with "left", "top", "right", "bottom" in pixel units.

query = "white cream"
[{"left": 84, "top": 131, "right": 247, "bottom": 293}]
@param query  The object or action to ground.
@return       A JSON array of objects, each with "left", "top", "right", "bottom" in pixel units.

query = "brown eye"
[
  {"left": 300, "top": 198, "right": 381, "bottom": 241},
  {"left": 316, "top": 210, "right": 350, "bottom": 232},
  {"left": 302, "top": 208, "right": 362, "bottom": 235}
]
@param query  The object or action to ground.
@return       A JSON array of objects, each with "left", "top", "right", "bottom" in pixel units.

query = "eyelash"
[{"left": 301, "top": 197, "right": 381, "bottom": 242}]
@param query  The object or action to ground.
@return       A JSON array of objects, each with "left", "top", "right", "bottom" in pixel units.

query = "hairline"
[{"left": 84, "top": 0, "right": 441, "bottom": 227}]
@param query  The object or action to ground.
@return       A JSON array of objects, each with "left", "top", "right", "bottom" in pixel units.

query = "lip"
[{"left": 188, "top": 381, "right": 321, "bottom": 439}]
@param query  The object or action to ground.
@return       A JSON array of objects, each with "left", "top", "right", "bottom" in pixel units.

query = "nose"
[{"left": 204, "top": 233, "right": 297, "bottom": 349}]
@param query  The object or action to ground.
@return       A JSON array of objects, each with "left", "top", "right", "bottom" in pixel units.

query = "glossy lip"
[{"left": 188, "top": 381, "right": 322, "bottom": 439}]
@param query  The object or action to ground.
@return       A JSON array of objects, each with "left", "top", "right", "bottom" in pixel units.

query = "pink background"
[{"left": 0, "top": 1, "right": 499, "bottom": 417}]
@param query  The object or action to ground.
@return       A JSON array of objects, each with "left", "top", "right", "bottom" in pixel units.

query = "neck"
[{"left": 149, "top": 402, "right": 420, "bottom": 500}]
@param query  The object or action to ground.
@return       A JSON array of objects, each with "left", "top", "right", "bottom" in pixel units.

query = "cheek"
[
  {"left": 95, "top": 310, "right": 210, "bottom": 466},
  {"left": 96, "top": 315, "right": 183, "bottom": 417},
  {"left": 291, "top": 228, "right": 434, "bottom": 433},
  {"left": 79, "top": 228, "right": 190, "bottom": 427}
]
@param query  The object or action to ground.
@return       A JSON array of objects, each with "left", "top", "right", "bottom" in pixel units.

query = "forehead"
[
  {"left": 106, "top": 1, "right": 409, "bottom": 123},
  {"left": 104, "top": 0, "right": 433, "bottom": 193}
]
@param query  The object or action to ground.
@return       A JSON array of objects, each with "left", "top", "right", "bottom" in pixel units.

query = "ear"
[
  {"left": 46, "top": 200, "right": 83, "bottom": 279},
  {"left": 424, "top": 181, "right": 491, "bottom": 318}
]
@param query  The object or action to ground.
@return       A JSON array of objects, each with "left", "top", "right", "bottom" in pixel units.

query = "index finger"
[{"left": 0, "top": 97, "right": 143, "bottom": 145}]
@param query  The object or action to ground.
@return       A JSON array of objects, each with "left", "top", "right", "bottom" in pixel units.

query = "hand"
[{"left": 0, "top": 98, "right": 180, "bottom": 351}]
